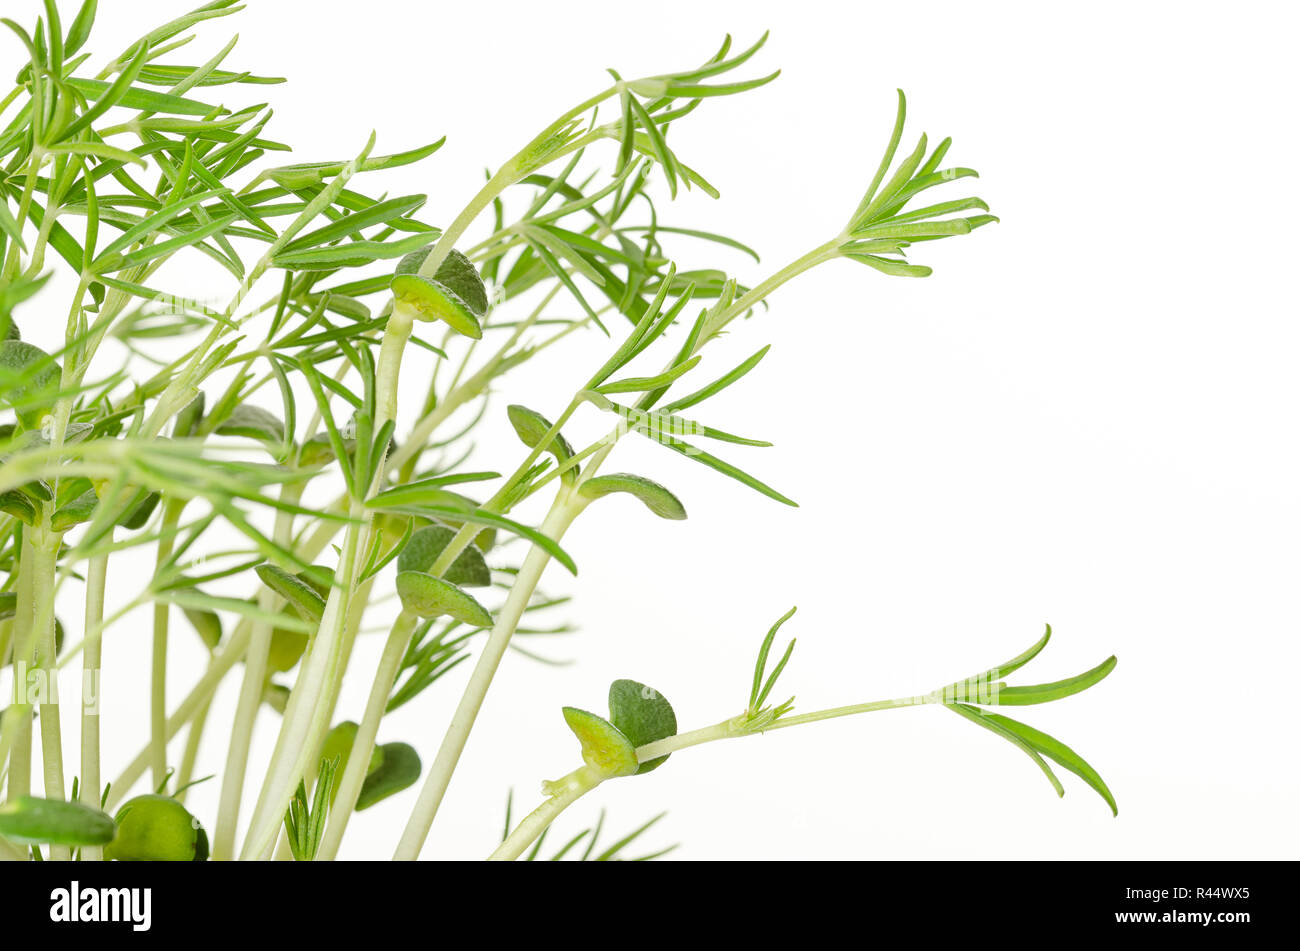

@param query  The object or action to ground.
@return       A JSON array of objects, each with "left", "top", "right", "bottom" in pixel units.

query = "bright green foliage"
[
  {"left": 608, "top": 679, "right": 677, "bottom": 773},
  {"left": 396, "top": 571, "right": 494, "bottom": 626},
  {"left": 391, "top": 248, "right": 488, "bottom": 338},
  {"left": 356, "top": 742, "right": 422, "bottom": 810},
  {"left": 105, "top": 795, "right": 208, "bottom": 861},
  {"left": 561, "top": 707, "right": 639, "bottom": 778},
  {"left": 0, "top": 0, "right": 1114, "bottom": 865},
  {"left": 397, "top": 524, "right": 491, "bottom": 587}
]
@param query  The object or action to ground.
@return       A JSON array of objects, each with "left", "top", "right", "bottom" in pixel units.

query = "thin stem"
[
  {"left": 393, "top": 492, "right": 582, "bottom": 859},
  {"left": 174, "top": 696, "right": 211, "bottom": 804},
  {"left": 211, "top": 487, "right": 301, "bottom": 860},
  {"left": 496, "top": 697, "right": 924, "bottom": 859},
  {"left": 79, "top": 551, "right": 108, "bottom": 861},
  {"left": 3, "top": 534, "right": 35, "bottom": 804},
  {"left": 238, "top": 512, "right": 362, "bottom": 860},
  {"left": 488, "top": 766, "right": 602, "bottom": 861},
  {"left": 695, "top": 239, "right": 841, "bottom": 356},
  {"left": 415, "top": 87, "right": 617, "bottom": 282},
  {"left": 315, "top": 609, "right": 417, "bottom": 860},
  {"left": 149, "top": 500, "right": 184, "bottom": 789},
  {"left": 240, "top": 302, "right": 411, "bottom": 859},
  {"left": 31, "top": 526, "right": 67, "bottom": 859},
  {"left": 107, "top": 515, "right": 342, "bottom": 809}
]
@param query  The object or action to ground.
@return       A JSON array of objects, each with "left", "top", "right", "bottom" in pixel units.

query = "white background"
[{"left": 5, "top": 0, "right": 1299, "bottom": 859}]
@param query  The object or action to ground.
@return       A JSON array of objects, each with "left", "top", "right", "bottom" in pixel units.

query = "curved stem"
[
  {"left": 488, "top": 766, "right": 602, "bottom": 861},
  {"left": 393, "top": 492, "right": 582, "bottom": 859}
]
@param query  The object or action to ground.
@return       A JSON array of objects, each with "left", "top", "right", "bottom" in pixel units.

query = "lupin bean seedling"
[{"left": 0, "top": 0, "right": 1117, "bottom": 863}]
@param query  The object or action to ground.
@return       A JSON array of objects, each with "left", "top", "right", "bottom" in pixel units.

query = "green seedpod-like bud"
[
  {"left": 0, "top": 795, "right": 117, "bottom": 847},
  {"left": 104, "top": 795, "right": 208, "bottom": 861},
  {"left": 390, "top": 247, "right": 487, "bottom": 339},
  {"left": 607, "top": 679, "right": 678, "bottom": 774},
  {"left": 507, "top": 404, "right": 576, "bottom": 483},
  {"left": 579, "top": 473, "right": 687, "bottom": 520},
  {"left": 396, "top": 524, "right": 491, "bottom": 588},
  {"left": 561, "top": 707, "right": 639, "bottom": 779},
  {"left": 395, "top": 571, "right": 493, "bottom": 626},
  {"left": 256, "top": 563, "right": 326, "bottom": 622},
  {"left": 0, "top": 340, "right": 60, "bottom": 428},
  {"left": 2, "top": 315, "right": 20, "bottom": 340},
  {"left": 356, "top": 742, "right": 421, "bottom": 810}
]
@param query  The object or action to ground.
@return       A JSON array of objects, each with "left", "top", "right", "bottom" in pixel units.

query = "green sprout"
[{"left": 0, "top": 0, "right": 1115, "bottom": 865}]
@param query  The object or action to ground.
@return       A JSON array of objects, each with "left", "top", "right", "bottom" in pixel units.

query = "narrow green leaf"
[
  {"left": 947, "top": 702, "right": 1065, "bottom": 799},
  {"left": 975, "top": 710, "right": 1117, "bottom": 816},
  {"left": 661, "top": 345, "right": 770, "bottom": 413},
  {"left": 988, "top": 656, "right": 1118, "bottom": 706},
  {"left": 633, "top": 429, "right": 796, "bottom": 507}
]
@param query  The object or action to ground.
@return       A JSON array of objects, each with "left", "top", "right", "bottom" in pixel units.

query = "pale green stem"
[
  {"left": 239, "top": 513, "right": 362, "bottom": 860},
  {"left": 394, "top": 492, "right": 582, "bottom": 859},
  {"left": 79, "top": 551, "right": 108, "bottom": 861},
  {"left": 315, "top": 610, "right": 417, "bottom": 860},
  {"left": 149, "top": 500, "right": 184, "bottom": 790},
  {"left": 211, "top": 488, "right": 301, "bottom": 860},
  {"left": 106, "top": 518, "right": 342, "bottom": 810},
  {"left": 3, "top": 535, "right": 35, "bottom": 804},
  {"left": 31, "top": 527, "right": 67, "bottom": 860},
  {"left": 390, "top": 285, "right": 560, "bottom": 478},
  {"left": 0, "top": 834, "right": 24, "bottom": 861},
  {"left": 496, "top": 698, "right": 922, "bottom": 860},
  {"left": 488, "top": 765, "right": 603, "bottom": 861},
  {"left": 174, "top": 696, "right": 211, "bottom": 804},
  {"left": 415, "top": 86, "right": 616, "bottom": 282},
  {"left": 696, "top": 240, "right": 841, "bottom": 357},
  {"left": 240, "top": 303, "right": 411, "bottom": 860}
]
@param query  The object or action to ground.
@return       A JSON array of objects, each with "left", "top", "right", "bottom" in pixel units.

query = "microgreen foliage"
[{"left": 0, "top": 1, "right": 1116, "bottom": 865}]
